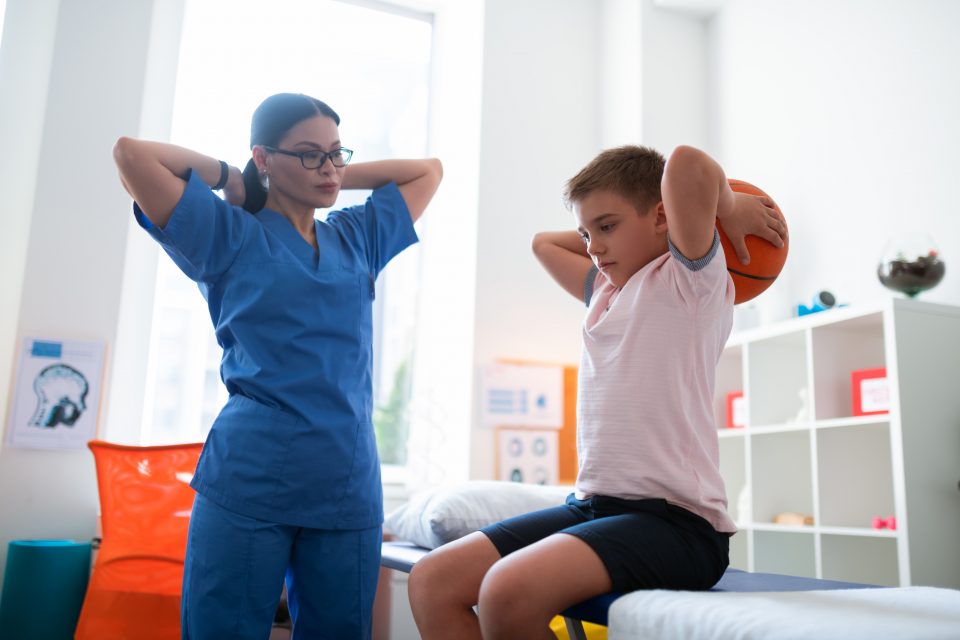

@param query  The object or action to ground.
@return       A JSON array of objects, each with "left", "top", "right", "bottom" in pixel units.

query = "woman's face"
[{"left": 260, "top": 114, "right": 345, "bottom": 210}]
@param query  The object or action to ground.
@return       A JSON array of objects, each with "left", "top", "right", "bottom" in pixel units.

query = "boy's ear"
[{"left": 653, "top": 201, "right": 668, "bottom": 235}]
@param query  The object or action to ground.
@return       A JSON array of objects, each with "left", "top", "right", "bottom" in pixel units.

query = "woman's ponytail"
[{"left": 242, "top": 158, "right": 267, "bottom": 213}]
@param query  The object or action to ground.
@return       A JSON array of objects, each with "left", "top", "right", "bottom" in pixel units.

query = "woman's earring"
[{"left": 260, "top": 171, "right": 269, "bottom": 192}]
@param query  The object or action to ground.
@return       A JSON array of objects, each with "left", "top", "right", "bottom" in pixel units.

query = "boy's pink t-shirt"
[{"left": 576, "top": 234, "right": 737, "bottom": 533}]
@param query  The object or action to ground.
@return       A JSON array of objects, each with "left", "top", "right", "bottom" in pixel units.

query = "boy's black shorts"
[{"left": 479, "top": 493, "right": 730, "bottom": 592}]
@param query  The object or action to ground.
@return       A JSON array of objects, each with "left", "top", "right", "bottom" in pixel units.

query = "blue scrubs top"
[{"left": 136, "top": 170, "right": 417, "bottom": 529}]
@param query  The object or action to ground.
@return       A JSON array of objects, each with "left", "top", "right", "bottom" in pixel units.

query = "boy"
[{"left": 408, "top": 145, "right": 787, "bottom": 640}]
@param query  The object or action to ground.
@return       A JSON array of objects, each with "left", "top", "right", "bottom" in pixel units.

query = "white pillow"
[{"left": 384, "top": 481, "right": 572, "bottom": 549}]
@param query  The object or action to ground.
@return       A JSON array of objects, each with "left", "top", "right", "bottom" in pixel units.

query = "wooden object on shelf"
[{"left": 773, "top": 512, "right": 814, "bottom": 526}]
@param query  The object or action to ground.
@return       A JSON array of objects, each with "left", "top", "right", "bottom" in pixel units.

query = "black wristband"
[{"left": 212, "top": 160, "right": 229, "bottom": 190}]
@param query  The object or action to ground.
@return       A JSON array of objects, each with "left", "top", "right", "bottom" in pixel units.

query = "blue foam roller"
[{"left": 0, "top": 540, "right": 91, "bottom": 640}]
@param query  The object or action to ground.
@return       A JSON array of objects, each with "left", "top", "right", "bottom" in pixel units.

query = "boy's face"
[{"left": 574, "top": 189, "right": 668, "bottom": 288}]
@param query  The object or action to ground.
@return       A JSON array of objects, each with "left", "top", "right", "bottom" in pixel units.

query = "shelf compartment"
[
  {"left": 821, "top": 534, "right": 899, "bottom": 586},
  {"left": 750, "top": 431, "right": 813, "bottom": 525},
  {"left": 747, "top": 331, "right": 808, "bottom": 426},
  {"left": 714, "top": 344, "right": 744, "bottom": 429},
  {"left": 729, "top": 530, "right": 748, "bottom": 570},
  {"left": 753, "top": 530, "right": 816, "bottom": 578},
  {"left": 719, "top": 437, "right": 747, "bottom": 523},
  {"left": 811, "top": 313, "right": 886, "bottom": 420},
  {"left": 817, "top": 422, "right": 895, "bottom": 529}
]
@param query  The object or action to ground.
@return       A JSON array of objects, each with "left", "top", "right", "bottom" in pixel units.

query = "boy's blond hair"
[{"left": 563, "top": 145, "right": 666, "bottom": 214}]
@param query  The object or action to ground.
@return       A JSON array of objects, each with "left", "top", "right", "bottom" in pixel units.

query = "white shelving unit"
[{"left": 715, "top": 298, "right": 960, "bottom": 588}]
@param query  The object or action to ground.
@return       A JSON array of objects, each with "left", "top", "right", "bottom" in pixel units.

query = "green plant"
[{"left": 374, "top": 357, "right": 411, "bottom": 465}]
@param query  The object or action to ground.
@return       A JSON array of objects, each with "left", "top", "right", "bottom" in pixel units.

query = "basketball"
[{"left": 718, "top": 179, "right": 788, "bottom": 304}]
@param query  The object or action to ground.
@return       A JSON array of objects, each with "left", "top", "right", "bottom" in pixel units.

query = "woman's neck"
[{"left": 265, "top": 193, "right": 317, "bottom": 247}]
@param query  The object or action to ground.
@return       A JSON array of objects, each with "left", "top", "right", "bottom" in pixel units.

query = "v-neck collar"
[{"left": 256, "top": 209, "right": 340, "bottom": 271}]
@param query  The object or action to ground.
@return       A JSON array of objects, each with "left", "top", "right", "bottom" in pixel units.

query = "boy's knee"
[
  {"left": 409, "top": 553, "right": 459, "bottom": 608},
  {"left": 477, "top": 563, "right": 526, "bottom": 626},
  {"left": 407, "top": 557, "right": 436, "bottom": 606}
]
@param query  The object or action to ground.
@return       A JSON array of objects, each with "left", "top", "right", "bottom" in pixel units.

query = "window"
[
  {"left": 141, "top": 0, "right": 432, "bottom": 471},
  {"left": 0, "top": 0, "right": 6, "bottom": 48}
]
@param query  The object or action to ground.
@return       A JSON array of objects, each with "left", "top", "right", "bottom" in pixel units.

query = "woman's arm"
[
  {"left": 113, "top": 137, "right": 243, "bottom": 227},
  {"left": 341, "top": 159, "right": 443, "bottom": 223},
  {"left": 532, "top": 231, "right": 594, "bottom": 302}
]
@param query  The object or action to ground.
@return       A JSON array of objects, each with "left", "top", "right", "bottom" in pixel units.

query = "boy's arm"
[
  {"left": 532, "top": 231, "right": 594, "bottom": 303},
  {"left": 661, "top": 145, "right": 786, "bottom": 264},
  {"left": 661, "top": 145, "right": 733, "bottom": 260}
]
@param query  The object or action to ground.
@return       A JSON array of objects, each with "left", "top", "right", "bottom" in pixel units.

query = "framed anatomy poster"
[{"left": 6, "top": 337, "right": 106, "bottom": 450}]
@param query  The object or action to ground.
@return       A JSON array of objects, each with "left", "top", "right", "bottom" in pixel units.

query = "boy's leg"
[
  {"left": 475, "top": 503, "right": 729, "bottom": 640},
  {"left": 477, "top": 533, "right": 612, "bottom": 640},
  {"left": 409, "top": 500, "right": 587, "bottom": 640},
  {"left": 408, "top": 531, "right": 501, "bottom": 640},
  {"left": 285, "top": 525, "right": 382, "bottom": 640},
  {"left": 182, "top": 494, "right": 293, "bottom": 640}
]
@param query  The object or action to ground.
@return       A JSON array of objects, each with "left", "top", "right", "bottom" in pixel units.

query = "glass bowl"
[{"left": 877, "top": 233, "right": 945, "bottom": 298}]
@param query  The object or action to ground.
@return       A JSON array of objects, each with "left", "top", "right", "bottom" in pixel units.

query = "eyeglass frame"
[{"left": 261, "top": 145, "right": 354, "bottom": 169}]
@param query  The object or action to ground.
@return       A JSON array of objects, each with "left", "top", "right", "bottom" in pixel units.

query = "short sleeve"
[
  {"left": 663, "top": 229, "right": 731, "bottom": 308},
  {"left": 668, "top": 229, "right": 721, "bottom": 272},
  {"left": 326, "top": 182, "right": 418, "bottom": 277},
  {"left": 134, "top": 170, "right": 251, "bottom": 283}
]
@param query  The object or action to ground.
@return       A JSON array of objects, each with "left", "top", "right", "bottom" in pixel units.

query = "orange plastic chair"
[{"left": 74, "top": 440, "right": 203, "bottom": 640}]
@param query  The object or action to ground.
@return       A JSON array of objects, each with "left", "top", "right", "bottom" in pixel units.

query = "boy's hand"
[{"left": 718, "top": 193, "right": 788, "bottom": 265}]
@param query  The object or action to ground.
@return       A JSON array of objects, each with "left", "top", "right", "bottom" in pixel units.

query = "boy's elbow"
[
  {"left": 531, "top": 232, "right": 549, "bottom": 256},
  {"left": 667, "top": 145, "right": 708, "bottom": 171},
  {"left": 665, "top": 145, "right": 717, "bottom": 185}
]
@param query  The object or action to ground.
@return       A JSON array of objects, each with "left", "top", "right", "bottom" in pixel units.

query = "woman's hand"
[
  {"left": 718, "top": 193, "right": 788, "bottom": 265},
  {"left": 223, "top": 165, "right": 246, "bottom": 207}
]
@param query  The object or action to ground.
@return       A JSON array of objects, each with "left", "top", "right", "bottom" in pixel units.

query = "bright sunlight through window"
[{"left": 142, "top": 0, "right": 432, "bottom": 472}]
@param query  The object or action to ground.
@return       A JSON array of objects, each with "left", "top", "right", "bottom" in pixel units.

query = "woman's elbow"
[
  {"left": 113, "top": 136, "right": 138, "bottom": 171},
  {"left": 428, "top": 157, "right": 443, "bottom": 185}
]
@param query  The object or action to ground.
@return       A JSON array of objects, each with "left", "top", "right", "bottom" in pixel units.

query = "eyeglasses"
[{"left": 262, "top": 146, "right": 354, "bottom": 169}]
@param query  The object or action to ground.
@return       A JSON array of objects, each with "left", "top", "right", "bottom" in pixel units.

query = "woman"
[{"left": 114, "top": 93, "right": 442, "bottom": 639}]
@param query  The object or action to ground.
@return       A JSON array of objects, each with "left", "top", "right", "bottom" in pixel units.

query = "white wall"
[
  {"left": 0, "top": 0, "right": 164, "bottom": 590},
  {"left": 708, "top": 0, "right": 960, "bottom": 323},
  {"left": 0, "top": 0, "right": 59, "bottom": 461},
  {"left": 640, "top": 1, "right": 709, "bottom": 152},
  {"left": 468, "top": 0, "right": 602, "bottom": 479}
]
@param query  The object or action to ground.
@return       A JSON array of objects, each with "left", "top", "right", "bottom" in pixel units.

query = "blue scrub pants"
[{"left": 182, "top": 494, "right": 382, "bottom": 640}]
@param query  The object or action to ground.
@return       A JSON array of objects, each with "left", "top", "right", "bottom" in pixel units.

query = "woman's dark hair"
[{"left": 242, "top": 93, "right": 340, "bottom": 212}]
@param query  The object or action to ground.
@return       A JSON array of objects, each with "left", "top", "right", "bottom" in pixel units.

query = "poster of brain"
[{"left": 6, "top": 337, "right": 105, "bottom": 450}]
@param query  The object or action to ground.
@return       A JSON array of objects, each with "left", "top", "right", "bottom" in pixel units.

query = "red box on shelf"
[
  {"left": 851, "top": 367, "right": 889, "bottom": 416},
  {"left": 726, "top": 391, "right": 746, "bottom": 428}
]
